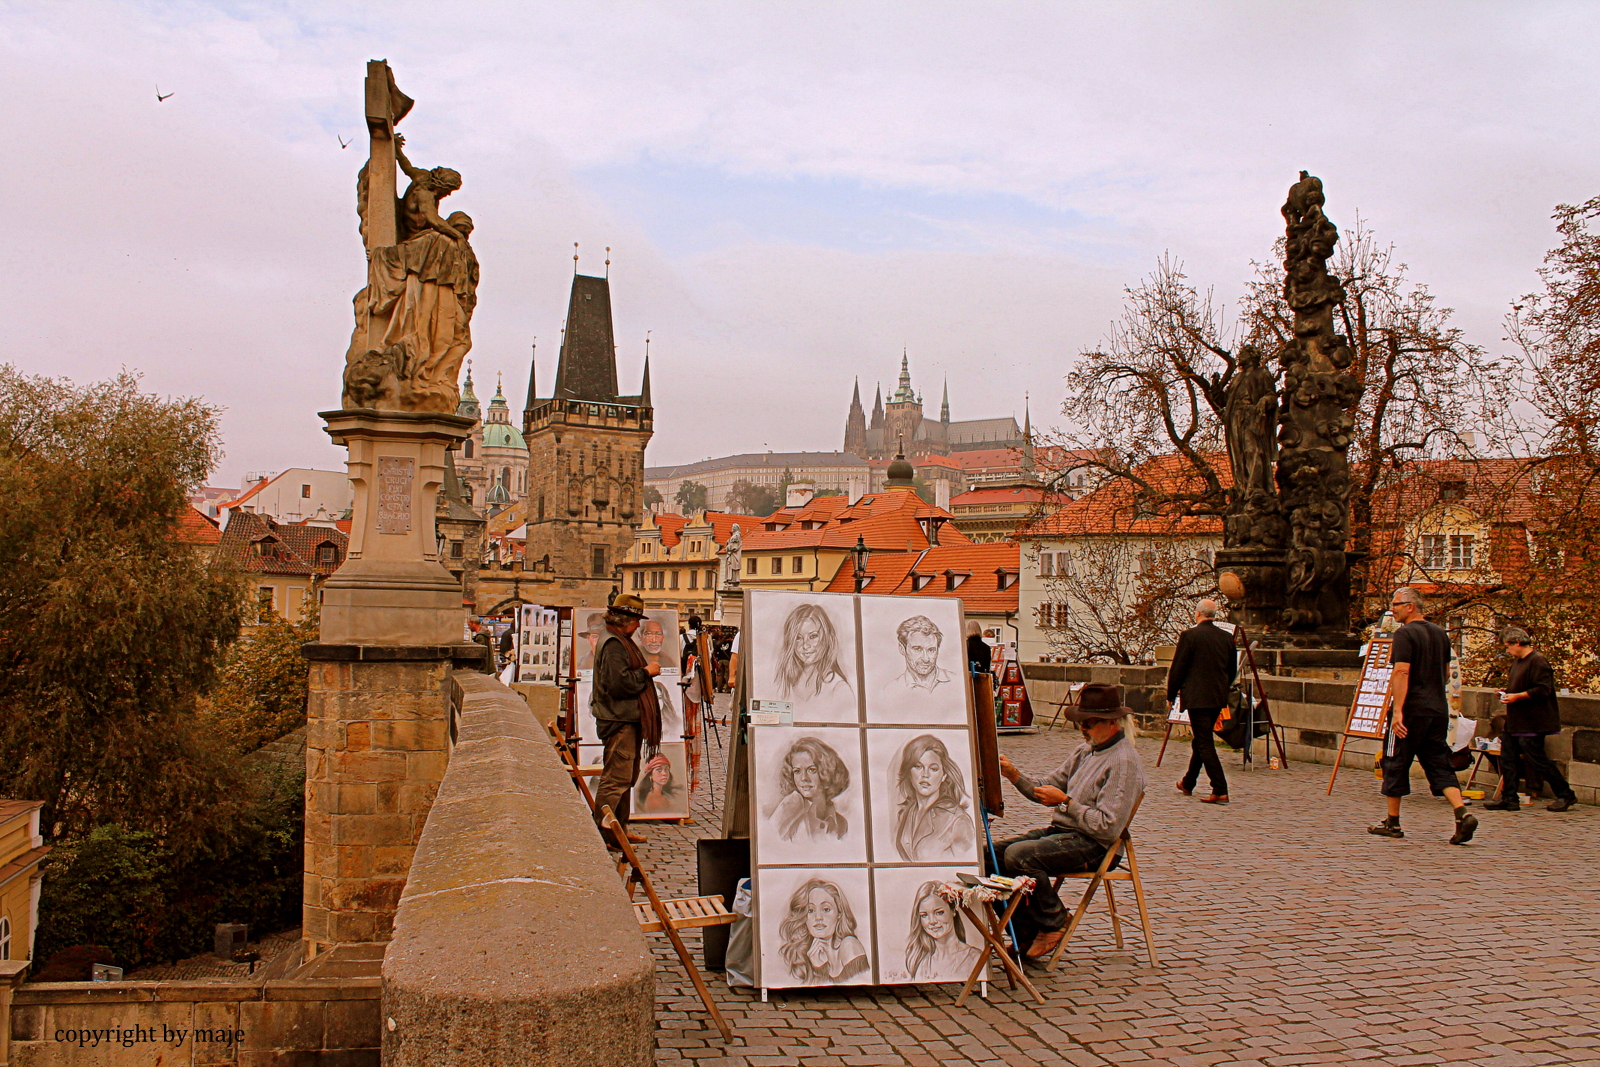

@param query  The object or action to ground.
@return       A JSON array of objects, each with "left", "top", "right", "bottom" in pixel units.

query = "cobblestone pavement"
[{"left": 638, "top": 716, "right": 1600, "bottom": 1067}]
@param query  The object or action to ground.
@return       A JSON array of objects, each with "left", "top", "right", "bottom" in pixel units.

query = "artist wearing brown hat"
[
  {"left": 592, "top": 593, "right": 663, "bottom": 846},
  {"left": 991, "top": 683, "right": 1148, "bottom": 960}
]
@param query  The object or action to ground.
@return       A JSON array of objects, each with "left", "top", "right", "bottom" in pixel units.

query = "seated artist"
[{"left": 989, "top": 683, "right": 1147, "bottom": 961}]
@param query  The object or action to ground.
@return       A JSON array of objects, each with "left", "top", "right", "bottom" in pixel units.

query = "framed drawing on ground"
[
  {"left": 745, "top": 591, "right": 860, "bottom": 724},
  {"left": 865, "top": 728, "right": 980, "bottom": 864},
  {"left": 750, "top": 726, "right": 868, "bottom": 865},
  {"left": 859, "top": 598, "right": 967, "bottom": 725},
  {"left": 755, "top": 865, "right": 874, "bottom": 989},
  {"left": 871, "top": 865, "right": 983, "bottom": 985},
  {"left": 631, "top": 743, "right": 691, "bottom": 820}
]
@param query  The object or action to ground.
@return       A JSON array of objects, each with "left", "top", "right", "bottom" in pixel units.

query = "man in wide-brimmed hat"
[
  {"left": 992, "top": 682, "right": 1148, "bottom": 961},
  {"left": 592, "top": 593, "right": 663, "bottom": 846}
]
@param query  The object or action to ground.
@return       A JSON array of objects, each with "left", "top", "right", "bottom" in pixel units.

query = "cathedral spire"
[
  {"left": 523, "top": 339, "right": 538, "bottom": 419},
  {"left": 892, "top": 349, "right": 914, "bottom": 403},
  {"left": 940, "top": 377, "right": 950, "bottom": 423},
  {"left": 844, "top": 377, "right": 868, "bottom": 455},
  {"left": 870, "top": 383, "right": 885, "bottom": 430}
]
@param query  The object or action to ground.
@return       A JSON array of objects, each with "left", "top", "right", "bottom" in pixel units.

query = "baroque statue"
[
  {"left": 721, "top": 523, "right": 743, "bottom": 590},
  {"left": 1222, "top": 344, "right": 1282, "bottom": 550},
  {"left": 342, "top": 65, "right": 477, "bottom": 414}
]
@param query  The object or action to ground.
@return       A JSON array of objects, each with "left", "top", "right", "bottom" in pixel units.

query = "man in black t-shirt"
[{"left": 1369, "top": 587, "right": 1479, "bottom": 845}]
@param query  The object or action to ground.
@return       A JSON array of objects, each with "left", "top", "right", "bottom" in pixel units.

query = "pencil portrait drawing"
[
  {"left": 904, "top": 880, "right": 981, "bottom": 981},
  {"left": 886, "top": 616, "right": 952, "bottom": 693},
  {"left": 771, "top": 601, "right": 856, "bottom": 719},
  {"left": 891, "top": 734, "right": 974, "bottom": 861},
  {"left": 778, "top": 878, "right": 869, "bottom": 984},
  {"left": 764, "top": 735, "right": 851, "bottom": 841}
]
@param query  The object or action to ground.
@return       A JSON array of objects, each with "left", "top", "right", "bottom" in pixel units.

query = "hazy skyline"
[{"left": 4, "top": 2, "right": 1598, "bottom": 488}]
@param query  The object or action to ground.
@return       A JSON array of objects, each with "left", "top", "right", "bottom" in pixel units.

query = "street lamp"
[{"left": 852, "top": 534, "right": 870, "bottom": 593}]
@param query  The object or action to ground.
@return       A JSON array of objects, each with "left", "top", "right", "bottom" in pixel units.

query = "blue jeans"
[{"left": 987, "top": 826, "right": 1108, "bottom": 942}]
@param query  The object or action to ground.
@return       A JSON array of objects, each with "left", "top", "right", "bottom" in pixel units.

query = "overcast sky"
[{"left": 4, "top": 1, "right": 1597, "bottom": 487}]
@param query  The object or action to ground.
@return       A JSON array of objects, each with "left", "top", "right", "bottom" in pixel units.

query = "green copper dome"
[{"left": 481, "top": 379, "right": 526, "bottom": 450}]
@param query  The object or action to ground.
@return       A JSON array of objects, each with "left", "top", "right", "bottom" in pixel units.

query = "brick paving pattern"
[{"left": 639, "top": 711, "right": 1600, "bottom": 1067}]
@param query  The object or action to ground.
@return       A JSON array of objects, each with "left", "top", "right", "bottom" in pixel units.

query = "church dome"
[
  {"left": 886, "top": 440, "right": 915, "bottom": 488},
  {"left": 456, "top": 366, "right": 481, "bottom": 420},
  {"left": 481, "top": 380, "right": 526, "bottom": 450}
]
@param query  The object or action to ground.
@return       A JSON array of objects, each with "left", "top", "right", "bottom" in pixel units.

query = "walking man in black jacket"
[
  {"left": 1486, "top": 628, "right": 1578, "bottom": 812},
  {"left": 1168, "top": 599, "right": 1236, "bottom": 804}
]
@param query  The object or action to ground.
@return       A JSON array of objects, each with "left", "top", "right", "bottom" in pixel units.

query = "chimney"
[
  {"left": 934, "top": 477, "right": 951, "bottom": 511},
  {"left": 847, "top": 474, "right": 867, "bottom": 505},
  {"left": 786, "top": 485, "right": 815, "bottom": 509}
]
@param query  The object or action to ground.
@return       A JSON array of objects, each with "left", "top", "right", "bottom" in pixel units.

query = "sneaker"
[
  {"left": 1547, "top": 797, "right": 1577, "bottom": 812},
  {"left": 1483, "top": 797, "right": 1520, "bottom": 811},
  {"left": 1449, "top": 810, "right": 1478, "bottom": 845},
  {"left": 1368, "top": 819, "right": 1405, "bottom": 839}
]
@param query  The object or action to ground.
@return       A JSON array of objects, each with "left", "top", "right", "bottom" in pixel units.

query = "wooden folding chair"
[
  {"left": 1043, "top": 683, "right": 1085, "bottom": 730},
  {"left": 1043, "top": 794, "right": 1159, "bottom": 969},
  {"left": 600, "top": 806, "right": 735, "bottom": 1043},
  {"left": 543, "top": 718, "right": 602, "bottom": 815}
]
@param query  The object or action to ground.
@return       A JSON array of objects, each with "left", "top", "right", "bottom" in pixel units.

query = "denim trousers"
[{"left": 987, "top": 826, "right": 1108, "bottom": 944}]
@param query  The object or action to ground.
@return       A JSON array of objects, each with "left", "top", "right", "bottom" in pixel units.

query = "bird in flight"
[
  {"left": 338, "top": 135, "right": 350, "bottom": 149},
  {"left": 156, "top": 85, "right": 174, "bottom": 102}
]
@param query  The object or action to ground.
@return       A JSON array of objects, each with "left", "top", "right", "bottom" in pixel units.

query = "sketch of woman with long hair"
[
  {"left": 904, "top": 881, "right": 980, "bottom": 981},
  {"left": 778, "top": 879, "right": 869, "bottom": 983},
  {"left": 763, "top": 736, "right": 850, "bottom": 840},
  {"left": 892, "top": 734, "right": 972, "bottom": 861},
  {"left": 773, "top": 602, "right": 854, "bottom": 717}
]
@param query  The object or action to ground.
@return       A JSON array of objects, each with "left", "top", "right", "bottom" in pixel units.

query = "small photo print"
[
  {"left": 866, "top": 728, "right": 979, "bottom": 864},
  {"left": 751, "top": 726, "right": 868, "bottom": 866},
  {"left": 859, "top": 597, "right": 968, "bottom": 726},
  {"left": 872, "top": 865, "right": 984, "bottom": 986},
  {"left": 757, "top": 865, "right": 874, "bottom": 988},
  {"left": 747, "top": 591, "right": 860, "bottom": 723}
]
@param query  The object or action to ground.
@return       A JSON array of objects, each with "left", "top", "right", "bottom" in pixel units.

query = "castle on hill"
[{"left": 843, "top": 353, "right": 1026, "bottom": 461}]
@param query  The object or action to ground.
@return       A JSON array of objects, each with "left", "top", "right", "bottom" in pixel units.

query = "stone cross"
[{"left": 362, "top": 59, "right": 413, "bottom": 251}]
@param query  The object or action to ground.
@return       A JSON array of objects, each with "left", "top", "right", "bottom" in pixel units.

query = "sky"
[{"left": 3, "top": 1, "right": 1598, "bottom": 488}]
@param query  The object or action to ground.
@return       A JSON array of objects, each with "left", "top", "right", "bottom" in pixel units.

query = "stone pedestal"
[
  {"left": 302, "top": 408, "right": 481, "bottom": 961},
  {"left": 714, "top": 586, "right": 743, "bottom": 631},
  {"left": 318, "top": 409, "right": 476, "bottom": 645}
]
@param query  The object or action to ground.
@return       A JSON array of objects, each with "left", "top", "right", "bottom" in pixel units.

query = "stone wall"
[
  {"left": 381, "top": 671, "right": 654, "bottom": 1067},
  {"left": 7, "top": 945, "right": 381, "bottom": 1067},
  {"left": 1021, "top": 663, "right": 1600, "bottom": 804}
]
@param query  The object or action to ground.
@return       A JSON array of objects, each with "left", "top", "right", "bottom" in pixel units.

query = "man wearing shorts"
[{"left": 1369, "top": 587, "right": 1478, "bottom": 845}]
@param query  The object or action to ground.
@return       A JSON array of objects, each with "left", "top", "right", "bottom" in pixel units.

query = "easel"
[
  {"left": 1231, "top": 625, "right": 1289, "bottom": 770},
  {"left": 1326, "top": 637, "right": 1393, "bottom": 794},
  {"left": 1154, "top": 698, "right": 1189, "bottom": 767}
]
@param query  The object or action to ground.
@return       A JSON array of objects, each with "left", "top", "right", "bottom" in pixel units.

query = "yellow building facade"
[{"left": 0, "top": 802, "right": 48, "bottom": 964}]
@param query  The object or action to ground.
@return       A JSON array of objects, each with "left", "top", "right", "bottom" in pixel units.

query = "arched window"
[
  {"left": 0, "top": 914, "right": 10, "bottom": 960},
  {"left": 464, "top": 439, "right": 474, "bottom": 459}
]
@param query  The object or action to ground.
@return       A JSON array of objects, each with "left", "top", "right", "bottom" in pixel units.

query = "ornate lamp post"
[{"left": 852, "top": 535, "right": 870, "bottom": 593}]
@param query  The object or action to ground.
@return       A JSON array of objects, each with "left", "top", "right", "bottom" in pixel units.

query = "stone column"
[{"left": 302, "top": 409, "right": 484, "bottom": 959}]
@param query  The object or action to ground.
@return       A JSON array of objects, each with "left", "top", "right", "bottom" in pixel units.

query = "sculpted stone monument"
[
  {"left": 1216, "top": 172, "right": 1363, "bottom": 649},
  {"left": 301, "top": 61, "right": 482, "bottom": 959}
]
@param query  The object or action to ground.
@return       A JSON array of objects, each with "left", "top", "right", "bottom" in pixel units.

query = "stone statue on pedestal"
[
  {"left": 1222, "top": 345, "right": 1283, "bottom": 550},
  {"left": 342, "top": 71, "right": 477, "bottom": 414},
  {"left": 721, "top": 523, "right": 743, "bottom": 590}
]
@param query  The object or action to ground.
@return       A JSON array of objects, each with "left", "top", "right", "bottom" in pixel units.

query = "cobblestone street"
[{"left": 639, "top": 717, "right": 1600, "bottom": 1067}]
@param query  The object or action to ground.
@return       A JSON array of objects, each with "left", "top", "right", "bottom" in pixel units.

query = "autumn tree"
[
  {"left": 674, "top": 480, "right": 708, "bottom": 512},
  {"left": 203, "top": 600, "right": 319, "bottom": 755},
  {"left": 0, "top": 367, "right": 248, "bottom": 853}
]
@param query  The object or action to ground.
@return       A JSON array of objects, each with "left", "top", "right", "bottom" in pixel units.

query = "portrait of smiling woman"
[
  {"left": 777, "top": 878, "right": 869, "bottom": 983},
  {"left": 760, "top": 596, "right": 858, "bottom": 722},
  {"left": 904, "top": 880, "right": 981, "bottom": 981}
]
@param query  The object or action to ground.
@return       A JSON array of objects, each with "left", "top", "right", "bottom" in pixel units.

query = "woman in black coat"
[{"left": 1486, "top": 628, "right": 1578, "bottom": 812}]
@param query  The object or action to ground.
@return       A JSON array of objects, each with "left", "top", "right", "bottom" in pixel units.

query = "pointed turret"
[
  {"left": 456, "top": 363, "right": 481, "bottom": 421},
  {"left": 940, "top": 378, "right": 950, "bottom": 424},
  {"left": 1022, "top": 393, "right": 1036, "bottom": 475},
  {"left": 844, "top": 377, "right": 868, "bottom": 455},
  {"left": 892, "top": 350, "right": 915, "bottom": 403},
  {"left": 640, "top": 352, "right": 652, "bottom": 407},
  {"left": 552, "top": 274, "right": 620, "bottom": 402},
  {"left": 523, "top": 341, "right": 538, "bottom": 418},
  {"left": 870, "top": 383, "right": 885, "bottom": 429}
]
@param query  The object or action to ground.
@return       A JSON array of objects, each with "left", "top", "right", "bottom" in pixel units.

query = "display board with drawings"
[
  {"left": 571, "top": 604, "right": 693, "bottom": 820},
  {"left": 515, "top": 604, "right": 560, "bottom": 684},
  {"left": 743, "top": 589, "right": 984, "bottom": 991},
  {"left": 1345, "top": 637, "right": 1394, "bottom": 738}
]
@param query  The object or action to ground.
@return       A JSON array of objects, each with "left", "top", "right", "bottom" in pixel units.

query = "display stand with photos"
[
  {"left": 995, "top": 658, "right": 1035, "bottom": 732},
  {"left": 570, "top": 604, "right": 699, "bottom": 822},
  {"left": 1155, "top": 696, "right": 1189, "bottom": 767},
  {"left": 515, "top": 604, "right": 562, "bottom": 684},
  {"left": 729, "top": 590, "right": 1007, "bottom": 1000},
  {"left": 1326, "top": 637, "right": 1394, "bottom": 794}
]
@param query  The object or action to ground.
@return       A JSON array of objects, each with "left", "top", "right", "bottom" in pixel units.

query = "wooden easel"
[
  {"left": 1154, "top": 699, "right": 1189, "bottom": 767},
  {"left": 1326, "top": 637, "right": 1393, "bottom": 794},
  {"left": 952, "top": 881, "right": 1045, "bottom": 1006},
  {"left": 1233, "top": 625, "right": 1290, "bottom": 770}
]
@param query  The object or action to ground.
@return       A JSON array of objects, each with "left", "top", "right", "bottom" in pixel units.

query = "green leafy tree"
[
  {"left": 642, "top": 485, "right": 663, "bottom": 508},
  {"left": 727, "top": 479, "right": 778, "bottom": 517},
  {"left": 203, "top": 601, "right": 319, "bottom": 755},
  {"left": 0, "top": 367, "right": 247, "bottom": 854},
  {"left": 674, "top": 480, "right": 708, "bottom": 512}
]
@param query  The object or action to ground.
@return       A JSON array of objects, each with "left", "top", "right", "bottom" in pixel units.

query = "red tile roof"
[
  {"left": 946, "top": 448, "right": 1026, "bottom": 471},
  {"left": 742, "top": 488, "right": 971, "bottom": 553},
  {"left": 822, "top": 543, "right": 1020, "bottom": 613},
  {"left": 949, "top": 485, "right": 1063, "bottom": 508},
  {"left": 218, "top": 511, "right": 349, "bottom": 578},
  {"left": 175, "top": 505, "right": 222, "bottom": 545}
]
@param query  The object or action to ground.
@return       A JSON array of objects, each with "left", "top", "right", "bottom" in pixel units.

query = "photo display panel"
[
  {"left": 516, "top": 604, "right": 560, "bottom": 684},
  {"left": 1346, "top": 637, "right": 1394, "bottom": 738},
  {"left": 745, "top": 590, "right": 983, "bottom": 990}
]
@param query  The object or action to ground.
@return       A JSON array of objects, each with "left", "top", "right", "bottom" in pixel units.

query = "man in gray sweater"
[{"left": 993, "top": 683, "right": 1147, "bottom": 960}]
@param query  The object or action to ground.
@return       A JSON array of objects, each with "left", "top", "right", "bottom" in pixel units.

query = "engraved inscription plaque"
[{"left": 376, "top": 456, "right": 414, "bottom": 535}]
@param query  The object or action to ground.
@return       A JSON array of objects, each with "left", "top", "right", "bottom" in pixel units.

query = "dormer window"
[
  {"left": 996, "top": 568, "right": 1017, "bottom": 590},
  {"left": 910, "top": 573, "right": 933, "bottom": 592},
  {"left": 318, "top": 543, "right": 338, "bottom": 564},
  {"left": 254, "top": 537, "right": 278, "bottom": 559},
  {"left": 944, "top": 570, "right": 970, "bottom": 591}
]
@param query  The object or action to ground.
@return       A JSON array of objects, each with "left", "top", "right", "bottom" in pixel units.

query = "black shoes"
[
  {"left": 1548, "top": 797, "right": 1577, "bottom": 812},
  {"left": 1368, "top": 817, "right": 1404, "bottom": 839},
  {"left": 1483, "top": 797, "right": 1520, "bottom": 811},
  {"left": 1449, "top": 808, "right": 1479, "bottom": 845}
]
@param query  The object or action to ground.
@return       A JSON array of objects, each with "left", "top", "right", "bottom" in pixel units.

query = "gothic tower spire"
[
  {"left": 940, "top": 377, "right": 950, "bottom": 424},
  {"left": 844, "top": 377, "right": 868, "bottom": 455}
]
